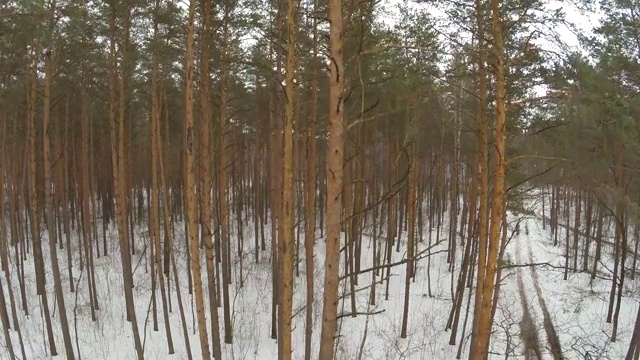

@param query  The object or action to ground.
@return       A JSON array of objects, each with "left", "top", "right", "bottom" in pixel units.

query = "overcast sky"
[{"left": 376, "top": 0, "right": 604, "bottom": 53}]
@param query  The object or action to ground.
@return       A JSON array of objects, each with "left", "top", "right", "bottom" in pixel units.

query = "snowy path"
[
  {"left": 525, "top": 227, "right": 564, "bottom": 360},
  {"left": 515, "top": 230, "right": 543, "bottom": 360}
]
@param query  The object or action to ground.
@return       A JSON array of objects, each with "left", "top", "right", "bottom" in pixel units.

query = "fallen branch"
[
  {"left": 337, "top": 309, "right": 385, "bottom": 320},
  {"left": 502, "top": 261, "right": 612, "bottom": 281},
  {"left": 340, "top": 241, "right": 446, "bottom": 281},
  {"left": 339, "top": 278, "right": 386, "bottom": 300}
]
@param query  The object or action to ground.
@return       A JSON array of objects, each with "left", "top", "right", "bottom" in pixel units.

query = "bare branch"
[
  {"left": 337, "top": 309, "right": 385, "bottom": 320},
  {"left": 507, "top": 154, "right": 573, "bottom": 165},
  {"left": 340, "top": 241, "right": 446, "bottom": 281}
]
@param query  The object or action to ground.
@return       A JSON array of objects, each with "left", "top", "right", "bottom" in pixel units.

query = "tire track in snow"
[
  {"left": 515, "top": 232, "right": 543, "bottom": 360},
  {"left": 526, "top": 226, "right": 564, "bottom": 360}
]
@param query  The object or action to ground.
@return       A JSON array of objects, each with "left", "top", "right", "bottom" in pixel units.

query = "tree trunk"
[
  {"left": 401, "top": 97, "right": 418, "bottom": 339},
  {"left": 278, "top": 0, "right": 298, "bottom": 356},
  {"left": 219, "top": 0, "right": 233, "bottom": 344},
  {"left": 318, "top": 0, "right": 344, "bottom": 356},
  {"left": 151, "top": 1, "right": 174, "bottom": 353},
  {"left": 27, "top": 40, "right": 57, "bottom": 357},
  {"left": 469, "top": 0, "right": 488, "bottom": 353},
  {"left": 109, "top": 2, "right": 144, "bottom": 356},
  {"left": 197, "top": 0, "right": 222, "bottom": 356},
  {"left": 304, "top": 0, "right": 319, "bottom": 356},
  {"left": 184, "top": 0, "right": 212, "bottom": 357},
  {"left": 471, "top": 0, "right": 506, "bottom": 355},
  {"left": 42, "top": 49, "right": 75, "bottom": 359}
]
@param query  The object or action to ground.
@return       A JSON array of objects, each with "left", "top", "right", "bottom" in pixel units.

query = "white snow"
[{"left": 0, "top": 191, "right": 636, "bottom": 359}]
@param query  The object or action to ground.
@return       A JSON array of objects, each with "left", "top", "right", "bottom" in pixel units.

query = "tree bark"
[
  {"left": 184, "top": 0, "right": 212, "bottom": 357},
  {"left": 197, "top": 0, "right": 222, "bottom": 357},
  {"left": 471, "top": 0, "right": 506, "bottom": 356},
  {"left": 318, "top": 0, "right": 344, "bottom": 356},
  {"left": 279, "top": 0, "right": 298, "bottom": 357},
  {"left": 304, "top": 0, "right": 319, "bottom": 356},
  {"left": 42, "top": 49, "right": 75, "bottom": 359}
]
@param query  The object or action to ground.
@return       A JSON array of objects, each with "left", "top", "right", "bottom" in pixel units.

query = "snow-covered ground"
[{"left": 0, "top": 194, "right": 636, "bottom": 359}]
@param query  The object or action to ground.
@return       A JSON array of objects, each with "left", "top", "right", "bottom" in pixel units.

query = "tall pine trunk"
[
  {"left": 278, "top": 0, "right": 298, "bottom": 357},
  {"left": 42, "top": 49, "right": 75, "bottom": 359},
  {"left": 318, "top": 0, "right": 344, "bottom": 356},
  {"left": 184, "top": 0, "right": 212, "bottom": 357}
]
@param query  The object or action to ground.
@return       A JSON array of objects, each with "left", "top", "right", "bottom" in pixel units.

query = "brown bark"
[
  {"left": 278, "top": 0, "right": 297, "bottom": 357},
  {"left": 27, "top": 40, "right": 57, "bottom": 356},
  {"left": 0, "top": 112, "right": 6, "bottom": 275},
  {"left": 401, "top": 97, "right": 417, "bottom": 339},
  {"left": 304, "top": 0, "right": 319, "bottom": 355},
  {"left": 449, "top": 154, "right": 478, "bottom": 345},
  {"left": 80, "top": 17, "right": 98, "bottom": 317},
  {"left": 184, "top": 0, "right": 212, "bottom": 357},
  {"left": 318, "top": 0, "right": 345, "bottom": 355},
  {"left": 109, "top": 1, "right": 144, "bottom": 356},
  {"left": 219, "top": 0, "right": 233, "bottom": 344},
  {"left": 159, "top": 80, "right": 193, "bottom": 360},
  {"left": 150, "top": 0, "right": 174, "bottom": 352},
  {"left": 198, "top": 0, "right": 222, "bottom": 357},
  {"left": 573, "top": 190, "right": 581, "bottom": 271},
  {"left": 469, "top": 0, "right": 488, "bottom": 353},
  {"left": 471, "top": 0, "right": 506, "bottom": 356},
  {"left": 42, "top": 49, "right": 75, "bottom": 359}
]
